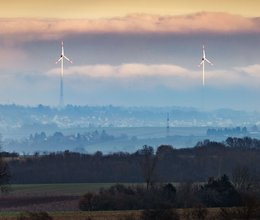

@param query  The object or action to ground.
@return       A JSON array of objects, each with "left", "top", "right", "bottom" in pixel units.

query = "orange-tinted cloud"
[{"left": 0, "top": 12, "right": 259, "bottom": 41}]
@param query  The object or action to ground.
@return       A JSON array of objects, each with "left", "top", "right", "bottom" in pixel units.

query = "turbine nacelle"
[
  {"left": 56, "top": 41, "right": 73, "bottom": 64},
  {"left": 198, "top": 45, "right": 213, "bottom": 86}
]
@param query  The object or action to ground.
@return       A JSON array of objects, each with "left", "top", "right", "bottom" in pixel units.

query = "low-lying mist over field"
[{"left": 0, "top": 104, "right": 259, "bottom": 153}]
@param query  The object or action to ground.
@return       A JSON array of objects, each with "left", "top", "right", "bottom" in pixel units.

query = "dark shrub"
[
  {"left": 79, "top": 184, "right": 177, "bottom": 211},
  {"left": 79, "top": 192, "right": 98, "bottom": 211},
  {"left": 162, "top": 183, "right": 177, "bottom": 202},
  {"left": 200, "top": 175, "right": 241, "bottom": 207}
]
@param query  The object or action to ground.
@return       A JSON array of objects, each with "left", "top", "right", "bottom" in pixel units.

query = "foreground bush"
[
  {"left": 79, "top": 183, "right": 177, "bottom": 211},
  {"left": 199, "top": 175, "right": 241, "bottom": 207},
  {"left": 79, "top": 176, "right": 259, "bottom": 211},
  {"left": 17, "top": 212, "right": 53, "bottom": 220}
]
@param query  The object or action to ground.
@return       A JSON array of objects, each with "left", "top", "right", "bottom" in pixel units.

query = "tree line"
[
  {"left": 5, "top": 130, "right": 124, "bottom": 153},
  {"left": 206, "top": 126, "right": 248, "bottom": 136},
  {"left": 4, "top": 137, "right": 260, "bottom": 184}
]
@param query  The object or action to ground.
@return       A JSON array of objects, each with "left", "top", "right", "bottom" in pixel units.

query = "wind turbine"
[
  {"left": 198, "top": 45, "right": 213, "bottom": 86},
  {"left": 56, "top": 41, "right": 72, "bottom": 108}
]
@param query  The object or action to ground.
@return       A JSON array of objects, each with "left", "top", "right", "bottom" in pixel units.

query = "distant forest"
[
  {"left": 3, "top": 126, "right": 252, "bottom": 153},
  {"left": 5, "top": 130, "right": 122, "bottom": 153},
  {"left": 206, "top": 127, "right": 248, "bottom": 136},
  {"left": 4, "top": 137, "right": 260, "bottom": 184}
]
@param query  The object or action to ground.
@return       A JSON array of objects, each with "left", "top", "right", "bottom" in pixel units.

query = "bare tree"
[
  {"left": 0, "top": 158, "right": 10, "bottom": 193},
  {"left": 0, "top": 135, "right": 11, "bottom": 194},
  {"left": 139, "top": 145, "right": 158, "bottom": 190},
  {"left": 232, "top": 165, "right": 253, "bottom": 192}
]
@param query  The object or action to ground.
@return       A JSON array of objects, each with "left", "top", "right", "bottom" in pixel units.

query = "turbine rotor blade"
[
  {"left": 61, "top": 41, "right": 64, "bottom": 55},
  {"left": 205, "top": 58, "right": 213, "bottom": 65},
  {"left": 56, "top": 57, "right": 62, "bottom": 64},
  {"left": 198, "top": 60, "right": 204, "bottom": 67},
  {"left": 63, "top": 55, "right": 73, "bottom": 63}
]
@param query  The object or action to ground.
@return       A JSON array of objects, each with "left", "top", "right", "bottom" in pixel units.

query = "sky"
[{"left": 1, "top": 0, "right": 260, "bottom": 110}]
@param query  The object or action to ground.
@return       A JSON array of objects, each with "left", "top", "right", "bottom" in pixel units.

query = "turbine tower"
[
  {"left": 198, "top": 45, "right": 213, "bottom": 86},
  {"left": 56, "top": 41, "right": 72, "bottom": 108},
  {"left": 166, "top": 112, "right": 170, "bottom": 136}
]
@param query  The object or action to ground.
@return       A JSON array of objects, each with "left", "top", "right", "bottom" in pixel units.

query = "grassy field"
[{"left": 9, "top": 183, "right": 120, "bottom": 196}]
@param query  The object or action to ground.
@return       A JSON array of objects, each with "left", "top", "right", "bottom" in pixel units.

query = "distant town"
[{"left": 0, "top": 104, "right": 259, "bottom": 154}]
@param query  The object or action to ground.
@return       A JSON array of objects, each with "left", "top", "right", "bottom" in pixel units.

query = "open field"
[
  {"left": 9, "top": 183, "right": 120, "bottom": 196},
  {"left": 0, "top": 183, "right": 113, "bottom": 212},
  {"left": 1, "top": 183, "right": 144, "bottom": 212}
]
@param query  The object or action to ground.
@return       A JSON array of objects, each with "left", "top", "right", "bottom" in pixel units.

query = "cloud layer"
[
  {"left": 1, "top": 12, "right": 260, "bottom": 41},
  {"left": 48, "top": 63, "right": 260, "bottom": 89},
  {"left": 0, "top": 12, "right": 260, "bottom": 108},
  {"left": 0, "top": 62, "right": 260, "bottom": 108},
  {"left": 49, "top": 63, "right": 188, "bottom": 77}
]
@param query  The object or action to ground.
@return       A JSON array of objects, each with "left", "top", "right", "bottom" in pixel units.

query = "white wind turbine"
[
  {"left": 198, "top": 45, "right": 213, "bottom": 86},
  {"left": 56, "top": 41, "right": 73, "bottom": 108}
]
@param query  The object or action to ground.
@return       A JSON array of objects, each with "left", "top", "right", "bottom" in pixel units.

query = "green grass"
[
  {"left": 0, "top": 211, "right": 18, "bottom": 217},
  {"left": 9, "top": 183, "right": 142, "bottom": 196},
  {"left": 10, "top": 183, "right": 113, "bottom": 196}
]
